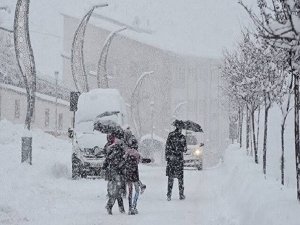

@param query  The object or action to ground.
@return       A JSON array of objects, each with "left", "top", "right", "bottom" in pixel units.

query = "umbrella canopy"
[
  {"left": 172, "top": 119, "right": 203, "bottom": 132},
  {"left": 184, "top": 120, "right": 203, "bottom": 132},
  {"left": 96, "top": 111, "right": 120, "bottom": 119},
  {"left": 93, "top": 119, "right": 124, "bottom": 139}
]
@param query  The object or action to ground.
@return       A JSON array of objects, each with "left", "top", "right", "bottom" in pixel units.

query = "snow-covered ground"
[{"left": 0, "top": 120, "right": 299, "bottom": 225}]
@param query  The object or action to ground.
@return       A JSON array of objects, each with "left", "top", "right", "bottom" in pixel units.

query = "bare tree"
[{"left": 240, "top": 0, "right": 300, "bottom": 202}]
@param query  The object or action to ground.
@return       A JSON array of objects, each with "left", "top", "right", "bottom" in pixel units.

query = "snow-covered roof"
[
  {"left": 75, "top": 88, "right": 126, "bottom": 124},
  {"left": 0, "top": 83, "right": 69, "bottom": 106}
]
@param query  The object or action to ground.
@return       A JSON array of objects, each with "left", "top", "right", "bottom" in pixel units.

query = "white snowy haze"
[{"left": 0, "top": 0, "right": 255, "bottom": 77}]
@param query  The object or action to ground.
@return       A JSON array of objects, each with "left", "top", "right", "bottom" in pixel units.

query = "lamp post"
[
  {"left": 130, "top": 71, "right": 154, "bottom": 138},
  {"left": 55, "top": 71, "right": 59, "bottom": 137},
  {"left": 150, "top": 101, "right": 154, "bottom": 140},
  {"left": 172, "top": 101, "right": 187, "bottom": 120},
  {"left": 150, "top": 100, "right": 155, "bottom": 158}
]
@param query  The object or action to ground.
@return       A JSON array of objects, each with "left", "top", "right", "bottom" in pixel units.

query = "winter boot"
[
  {"left": 119, "top": 206, "right": 125, "bottom": 214},
  {"left": 133, "top": 208, "right": 139, "bottom": 214},
  {"left": 140, "top": 184, "right": 146, "bottom": 194},
  {"left": 167, "top": 195, "right": 171, "bottom": 201},
  {"left": 106, "top": 205, "right": 112, "bottom": 215},
  {"left": 179, "top": 194, "right": 185, "bottom": 200},
  {"left": 128, "top": 208, "right": 135, "bottom": 215}
]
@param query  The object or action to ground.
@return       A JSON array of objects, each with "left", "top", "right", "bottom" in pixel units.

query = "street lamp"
[
  {"left": 172, "top": 101, "right": 187, "bottom": 120},
  {"left": 55, "top": 71, "right": 59, "bottom": 137},
  {"left": 130, "top": 71, "right": 154, "bottom": 138},
  {"left": 150, "top": 101, "right": 154, "bottom": 140}
]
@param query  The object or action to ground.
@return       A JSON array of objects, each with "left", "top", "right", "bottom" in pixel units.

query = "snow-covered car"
[
  {"left": 71, "top": 89, "right": 127, "bottom": 179},
  {"left": 139, "top": 134, "right": 165, "bottom": 164},
  {"left": 184, "top": 132, "right": 204, "bottom": 170}
]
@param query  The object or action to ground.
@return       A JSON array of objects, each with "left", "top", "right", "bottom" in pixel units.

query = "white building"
[
  {"left": 62, "top": 13, "right": 229, "bottom": 163},
  {"left": 0, "top": 30, "right": 72, "bottom": 135}
]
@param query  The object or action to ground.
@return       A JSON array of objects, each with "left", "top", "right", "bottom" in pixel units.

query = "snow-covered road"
[{"left": 0, "top": 121, "right": 299, "bottom": 225}]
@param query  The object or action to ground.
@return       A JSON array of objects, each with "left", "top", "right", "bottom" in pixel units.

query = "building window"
[
  {"left": 58, "top": 113, "right": 63, "bottom": 130},
  {"left": 45, "top": 108, "right": 50, "bottom": 128},
  {"left": 14, "top": 99, "right": 20, "bottom": 119}
]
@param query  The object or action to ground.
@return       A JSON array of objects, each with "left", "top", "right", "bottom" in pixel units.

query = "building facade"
[
  {"left": 0, "top": 30, "right": 72, "bottom": 135},
  {"left": 63, "top": 14, "right": 229, "bottom": 163}
]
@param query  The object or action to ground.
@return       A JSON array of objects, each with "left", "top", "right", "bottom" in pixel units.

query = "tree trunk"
[
  {"left": 246, "top": 106, "right": 250, "bottom": 153},
  {"left": 263, "top": 98, "right": 270, "bottom": 175},
  {"left": 281, "top": 79, "right": 293, "bottom": 186},
  {"left": 256, "top": 106, "right": 260, "bottom": 152},
  {"left": 281, "top": 120, "right": 286, "bottom": 185},
  {"left": 251, "top": 109, "right": 258, "bottom": 164},
  {"left": 239, "top": 107, "right": 243, "bottom": 148},
  {"left": 293, "top": 73, "right": 300, "bottom": 201}
]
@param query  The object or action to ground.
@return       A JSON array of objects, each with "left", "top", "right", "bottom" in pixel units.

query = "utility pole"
[
  {"left": 150, "top": 101, "right": 155, "bottom": 158},
  {"left": 55, "top": 71, "right": 58, "bottom": 137},
  {"left": 150, "top": 101, "right": 154, "bottom": 139},
  {"left": 130, "top": 71, "right": 154, "bottom": 138}
]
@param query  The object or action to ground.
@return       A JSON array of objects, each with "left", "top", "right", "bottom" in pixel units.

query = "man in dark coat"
[
  {"left": 165, "top": 120, "right": 187, "bottom": 201},
  {"left": 102, "top": 133, "right": 126, "bottom": 215}
]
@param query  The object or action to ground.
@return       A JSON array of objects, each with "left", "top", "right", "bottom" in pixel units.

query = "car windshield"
[
  {"left": 186, "top": 134, "right": 197, "bottom": 145},
  {"left": 76, "top": 131, "right": 107, "bottom": 150}
]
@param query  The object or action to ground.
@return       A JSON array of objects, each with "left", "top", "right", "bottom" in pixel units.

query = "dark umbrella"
[
  {"left": 93, "top": 119, "right": 124, "bottom": 139},
  {"left": 183, "top": 120, "right": 203, "bottom": 132},
  {"left": 172, "top": 119, "right": 185, "bottom": 129},
  {"left": 96, "top": 111, "right": 120, "bottom": 119}
]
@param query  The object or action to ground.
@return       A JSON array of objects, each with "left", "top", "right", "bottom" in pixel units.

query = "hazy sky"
[{"left": 0, "top": 0, "right": 256, "bottom": 78}]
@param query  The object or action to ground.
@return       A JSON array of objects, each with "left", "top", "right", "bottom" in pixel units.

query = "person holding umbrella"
[
  {"left": 101, "top": 131, "right": 126, "bottom": 215},
  {"left": 165, "top": 120, "right": 187, "bottom": 201}
]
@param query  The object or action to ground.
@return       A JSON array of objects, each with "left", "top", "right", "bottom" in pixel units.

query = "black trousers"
[
  {"left": 106, "top": 175, "right": 125, "bottom": 210},
  {"left": 167, "top": 176, "right": 184, "bottom": 197}
]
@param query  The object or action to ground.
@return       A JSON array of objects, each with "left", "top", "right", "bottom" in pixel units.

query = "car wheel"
[{"left": 196, "top": 161, "right": 202, "bottom": 170}]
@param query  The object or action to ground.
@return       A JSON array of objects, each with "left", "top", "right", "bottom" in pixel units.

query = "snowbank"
[
  {"left": 0, "top": 120, "right": 72, "bottom": 224},
  {"left": 0, "top": 120, "right": 299, "bottom": 225},
  {"left": 221, "top": 144, "right": 300, "bottom": 225}
]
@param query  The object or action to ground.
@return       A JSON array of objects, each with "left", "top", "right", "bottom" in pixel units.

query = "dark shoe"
[
  {"left": 106, "top": 206, "right": 112, "bottom": 215},
  {"left": 133, "top": 208, "right": 138, "bottom": 214},
  {"left": 128, "top": 208, "right": 135, "bottom": 215},
  {"left": 119, "top": 206, "right": 125, "bottom": 214},
  {"left": 140, "top": 184, "right": 146, "bottom": 194},
  {"left": 167, "top": 195, "right": 171, "bottom": 201},
  {"left": 179, "top": 194, "right": 185, "bottom": 200}
]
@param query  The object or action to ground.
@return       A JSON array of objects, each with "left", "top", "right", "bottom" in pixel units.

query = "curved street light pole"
[
  {"left": 71, "top": 4, "right": 108, "bottom": 92},
  {"left": 97, "top": 26, "right": 126, "bottom": 88},
  {"left": 130, "top": 71, "right": 154, "bottom": 138},
  {"left": 172, "top": 101, "right": 187, "bottom": 119}
]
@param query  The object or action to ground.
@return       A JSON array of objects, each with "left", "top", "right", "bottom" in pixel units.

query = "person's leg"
[
  {"left": 167, "top": 177, "right": 174, "bottom": 200},
  {"left": 127, "top": 182, "right": 133, "bottom": 213},
  {"left": 121, "top": 176, "right": 127, "bottom": 197},
  {"left": 178, "top": 176, "right": 185, "bottom": 200},
  {"left": 132, "top": 182, "right": 140, "bottom": 213},
  {"left": 106, "top": 180, "right": 117, "bottom": 214},
  {"left": 138, "top": 180, "right": 146, "bottom": 194}
]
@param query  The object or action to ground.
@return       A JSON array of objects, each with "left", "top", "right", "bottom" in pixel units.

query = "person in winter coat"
[
  {"left": 165, "top": 120, "right": 187, "bottom": 201},
  {"left": 123, "top": 127, "right": 146, "bottom": 193},
  {"left": 124, "top": 137, "right": 142, "bottom": 215},
  {"left": 102, "top": 134, "right": 126, "bottom": 199},
  {"left": 102, "top": 133, "right": 126, "bottom": 215}
]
